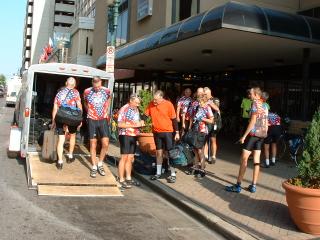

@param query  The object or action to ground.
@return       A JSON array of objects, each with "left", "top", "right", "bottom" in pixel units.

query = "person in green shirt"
[{"left": 240, "top": 90, "right": 252, "bottom": 135}]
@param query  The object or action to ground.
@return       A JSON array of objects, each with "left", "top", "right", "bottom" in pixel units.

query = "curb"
[{"left": 133, "top": 173, "right": 258, "bottom": 240}]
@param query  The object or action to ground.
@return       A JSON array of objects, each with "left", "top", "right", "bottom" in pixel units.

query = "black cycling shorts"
[
  {"left": 154, "top": 132, "right": 173, "bottom": 150},
  {"left": 208, "top": 124, "right": 219, "bottom": 138},
  {"left": 264, "top": 125, "right": 282, "bottom": 144},
  {"left": 243, "top": 136, "right": 264, "bottom": 151},
  {"left": 119, "top": 135, "right": 137, "bottom": 154},
  {"left": 88, "top": 119, "right": 110, "bottom": 139},
  {"left": 56, "top": 122, "right": 77, "bottom": 135}
]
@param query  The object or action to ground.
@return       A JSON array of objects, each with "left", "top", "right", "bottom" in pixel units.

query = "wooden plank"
[
  {"left": 28, "top": 153, "right": 118, "bottom": 186},
  {"left": 38, "top": 185, "right": 122, "bottom": 197}
]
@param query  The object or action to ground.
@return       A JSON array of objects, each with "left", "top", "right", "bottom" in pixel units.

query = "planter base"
[
  {"left": 137, "top": 133, "right": 156, "bottom": 156},
  {"left": 283, "top": 181, "right": 320, "bottom": 235}
]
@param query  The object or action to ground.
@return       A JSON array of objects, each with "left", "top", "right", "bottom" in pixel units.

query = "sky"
[{"left": 0, "top": 2, "right": 26, "bottom": 79}]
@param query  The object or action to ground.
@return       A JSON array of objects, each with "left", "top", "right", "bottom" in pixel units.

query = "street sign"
[
  {"left": 106, "top": 46, "right": 115, "bottom": 73},
  {"left": 137, "top": 0, "right": 153, "bottom": 21}
]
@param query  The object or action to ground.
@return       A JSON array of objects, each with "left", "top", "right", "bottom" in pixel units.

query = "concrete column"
[{"left": 301, "top": 48, "right": 310, "bottom": 120}]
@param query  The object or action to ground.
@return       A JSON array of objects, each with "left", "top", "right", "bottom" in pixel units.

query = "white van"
[
  {"left": 8, "top": 63, "right": 114, "bottom": 162},
  {"left": 6, "top": 77, "right": 22, "bottom": 106}
]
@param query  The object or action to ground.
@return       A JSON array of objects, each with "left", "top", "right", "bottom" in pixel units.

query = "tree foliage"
[
  {"left": 296, "top": 107, "right": 320, "bottom": 188},
  {"left": 0, "top": 74, "right": 6, "bottom": 87}
]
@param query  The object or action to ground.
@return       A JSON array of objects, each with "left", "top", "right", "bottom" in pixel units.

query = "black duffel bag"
[
  {"left": 56, "top": 104, "right": 83, "bottom": 127},
  {"left": 55, "top": 89, "right": 83, "bottom": 127},
  {"left": 182, "top": 130, "right": 207, "bottom": 149}
]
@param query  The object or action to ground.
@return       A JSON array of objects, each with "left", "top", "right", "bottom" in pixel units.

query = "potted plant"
[
  {"left": 282, "top": 108, "right": 320, "bottom": 235},
  {"left": 137, "top": 89, "right": 156, "bottom": 156}
]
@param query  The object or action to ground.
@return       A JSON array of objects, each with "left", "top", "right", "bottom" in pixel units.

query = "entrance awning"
[{"left": 97, "top": 1, "right": 320, "bottom": 72}]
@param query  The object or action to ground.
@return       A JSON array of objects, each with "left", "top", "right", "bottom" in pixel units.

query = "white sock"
[
  {"left": 97, "top": 161, "right": 103, "bottom": 167},
  {"left": 68, "top": 153, "right": 73, "bottom": 159},
  {"left": 204, "top": 154, "right": 208, "bottom": 159},
  {"left": 170, "top": 167, "right": 176, "bottom": 177},
  {"left": 92, "top": 165, "right": 97, "bottom": 170},
  {"left": 265, "top": 159, "right": 270, "bottom": 165},
  {"left": 58, "top": 160, "right": 63, "bottom": 164},
  {"left": 156, "top": 165, "right": 162, "bottom": 175},
  {"left": 272, "top": 157, "right": 276, "bottom": 163}
]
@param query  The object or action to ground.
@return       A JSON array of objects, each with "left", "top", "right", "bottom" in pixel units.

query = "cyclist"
[
  {"left": 226, "top": 87, "right": 268, "bottom": 193},
  {"left": 261, "top": 92, "right": 281, "bottom": 168},
  {"left": 176, "top": 88, "right": 192, "bottom": 133},
  {"left": 203, "top": 87, "right": 220, "bottom": 164}
]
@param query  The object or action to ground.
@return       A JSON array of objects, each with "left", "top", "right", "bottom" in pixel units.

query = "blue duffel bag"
[{"left": 169, "top": 143, "right": 194, "bottom": 166}]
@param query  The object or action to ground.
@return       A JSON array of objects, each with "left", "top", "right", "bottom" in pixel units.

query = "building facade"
[
  {"left": 68, "top": 0, "right": 96, "bottom": 66},
  {"left": 21, "top": 0, "right": 75, "bottom": 71},
  {"left": 92, "top": 0, "right": 320, "bottom": 122}
]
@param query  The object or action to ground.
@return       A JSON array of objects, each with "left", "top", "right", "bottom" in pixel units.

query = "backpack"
[{"left": 214, "top": 112, "right": 222, "bottom": 131}]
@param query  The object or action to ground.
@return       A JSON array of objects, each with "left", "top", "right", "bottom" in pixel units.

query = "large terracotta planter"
[
  {"left": 137, "top": 133, "right": 156, "bottom": 156},
  {"left": 282, "top": 181, "right": 320, "bottom": 235}
]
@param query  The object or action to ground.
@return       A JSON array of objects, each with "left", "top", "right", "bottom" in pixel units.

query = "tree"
[
  {"left": 295, "top": 107, "right": 320, "bottom": 188},
  {"left": 0, "top": 74, "right": 6, "bottom": 87}
]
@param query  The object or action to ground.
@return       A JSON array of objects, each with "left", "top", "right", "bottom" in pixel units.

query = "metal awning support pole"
[{"left": 301, "top": 48, "right": 310, "bottom": 121}]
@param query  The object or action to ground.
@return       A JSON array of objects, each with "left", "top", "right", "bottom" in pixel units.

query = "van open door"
[{"left": 14, "top": 63, "right": 122, "bottom": 197}]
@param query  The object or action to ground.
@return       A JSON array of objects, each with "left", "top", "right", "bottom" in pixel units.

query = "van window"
[{"left": 10, "top": 92, "right": 16, "bottom": 97}]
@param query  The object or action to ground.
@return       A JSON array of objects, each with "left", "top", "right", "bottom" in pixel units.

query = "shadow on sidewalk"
[{"left": 191, "top": 174, "right": 299, "bottom": 239}]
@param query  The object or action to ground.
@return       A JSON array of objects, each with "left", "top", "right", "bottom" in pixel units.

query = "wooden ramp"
[{"left": 28, "top": 152, "right": 122, "bottom": 197}]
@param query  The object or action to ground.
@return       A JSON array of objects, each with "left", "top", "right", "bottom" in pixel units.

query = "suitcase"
[{"left": 41, "top": 130, "right": 58, "bottom": 160}]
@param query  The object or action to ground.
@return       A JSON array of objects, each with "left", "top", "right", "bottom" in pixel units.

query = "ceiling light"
[{"left": 201, "top": 49, "right": 212, "bottom": 56}]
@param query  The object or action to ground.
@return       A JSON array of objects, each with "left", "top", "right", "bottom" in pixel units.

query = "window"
[{"left": 172, "top": 0, "right": 199, "bottom": 23}]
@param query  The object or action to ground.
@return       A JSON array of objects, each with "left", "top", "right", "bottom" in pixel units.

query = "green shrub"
[
  {"left": 138, "top": 90, "right": 153, "bottom": 133},
  {"left": 296, "top": 107, "right": 320, "bottom": 188}
]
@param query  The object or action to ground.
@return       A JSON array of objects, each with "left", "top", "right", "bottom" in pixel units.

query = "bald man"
[{"left": 52, "top": 77, "right": 83, "bottom": 170}]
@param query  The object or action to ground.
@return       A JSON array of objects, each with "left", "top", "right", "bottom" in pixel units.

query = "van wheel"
[{"left": 7, "top": 148, "right": 18, "bottom": 159}]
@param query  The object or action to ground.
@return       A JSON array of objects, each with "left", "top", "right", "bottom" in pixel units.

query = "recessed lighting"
[{"left": 201, "top": 49, "right": 212, "bottom": 56}]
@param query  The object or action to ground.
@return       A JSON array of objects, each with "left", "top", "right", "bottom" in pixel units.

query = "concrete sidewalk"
[{"left": 107, "top": 139, "right": 317, "bottom": 240}]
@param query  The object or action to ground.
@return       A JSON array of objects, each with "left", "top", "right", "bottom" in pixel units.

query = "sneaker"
[
  {"left": 126, "top": 179, "right": 140, "bottom": 187},
  {"left": 56, "top": 162, "right": 63, "bottom": 170},
  {"left": 167, "top": 176, "right": 176, "bottom": 183},
  {"left": 270, "top": 162, "right": 276, "bottom": 166},
  {"left": 248, "top": 184, "right": 257, "bottom": 193},
  {"left": 194, "top": 169, "right": 205, "bottom": 179},
  {"left": 260, "top": 162, "right": 270, "bottom": 168},
  {"left": 150, "top": 174, "right": 161, "bottom": 181},
  {"left": 208, "top": 157, "right": 216, "bottom": 164},
  {"left": 225, "top": 184, "right": 241, "bottom": 193},
  {"left": 66, "top": 155, "right": 75, "bottom": 164},
  {"left": 97, "top": 165, "right": 106, "bottom": 176},
  {"left": 90, "top": 168, "right": 97, "bottom": 178},
  {"left": 119, "top": 181, "right": 132, "bottom": 191},
  {"left": 184, "top": 167, "right": 195, "bottom": 175}
]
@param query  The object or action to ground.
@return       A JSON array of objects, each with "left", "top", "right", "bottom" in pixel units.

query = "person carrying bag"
[
  {"left": 51, "top": 77, "right": 83, "bottom": 170},
  {"left": 55, "top": 90, "right": 83, "bottom": 127},
  {"left": 183, "top": 88, "right": 214, "bottom": 178}
]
